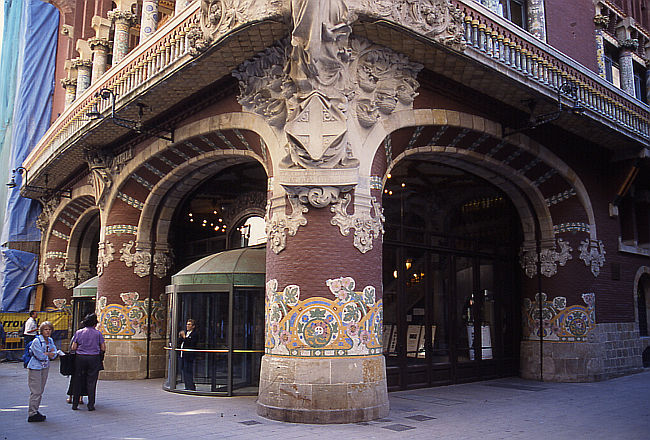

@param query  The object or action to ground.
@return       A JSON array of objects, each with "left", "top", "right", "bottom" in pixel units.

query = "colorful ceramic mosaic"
[
  {"left": 97, "top": 292, "right": 166, "bottom": 339},
  {"left": 265, "top": 277, "right": 383, "bottom": 357},
  {"left": 522, "top": 292, "right": 595, "bottom": 342}
]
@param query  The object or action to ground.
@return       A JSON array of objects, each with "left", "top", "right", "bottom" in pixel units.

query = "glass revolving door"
[{"left": 164, "top": 246, "right": 265, "bottom": 396}]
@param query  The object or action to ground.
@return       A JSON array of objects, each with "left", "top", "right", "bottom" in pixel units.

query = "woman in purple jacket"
[{"left": 70, "top": 313, "right": 105, "bottom": 411}]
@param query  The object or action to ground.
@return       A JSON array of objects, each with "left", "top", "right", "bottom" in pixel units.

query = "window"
[
  {"left": 499, "top": 0, "right": 526, "bottom": 28},
  {"left": 633, "top": 63, "right": 647, "bottom": 103},
  {"left": 638, "top": 276, "right": 649, "bottom": 337},
  {"left": 604, "top": 44, "right": 621, "bottom": 88}
]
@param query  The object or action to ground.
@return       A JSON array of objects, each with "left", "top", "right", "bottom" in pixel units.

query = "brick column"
[
  {"left": 618, "top": 39, "right": 638, "bottom": 97},
  {"left": 97, "top": 199, "right": 168, "bottom": 379},
  {"left": 108, "top": 9, "right": 135, "bottom": 65},
  {"left": 593, "top": 14, "right": 610, "bottom": 79},
  {"left": 139, "top": 0, "right": 160, "bottom": 42},
  {"left": 258, "top": 184, "right": 388, "bottom": 423},
  {"left": 89, "top": 38, "right": 111, "bottom": 83}
]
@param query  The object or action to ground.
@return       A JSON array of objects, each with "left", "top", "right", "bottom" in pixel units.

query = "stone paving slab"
[{"left": 1, "top": 360, "right": 648, "bottom": 440}]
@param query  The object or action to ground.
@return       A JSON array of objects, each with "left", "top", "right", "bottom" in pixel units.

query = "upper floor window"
[
  {"left": 604, "top": 43, "right": 621, "bottom": 88},
  {"left": 477, "top": 0, "right": 527, "bottom": 29},
  {"left": 498, "top": 0, "right": 526, "bottom": 28},
  {"left": 633, "top": 62, "right": 648, "bottom": 104}
]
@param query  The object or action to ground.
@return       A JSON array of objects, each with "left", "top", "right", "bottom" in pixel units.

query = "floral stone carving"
[
  {"left": 120, "top": 241, "right": 152, "bottom": 277},
  {"left": 523, "top": 292, "right": 596, "bottom": 342},
  {"left": 519, "top": 238, "right": 572, "bottom": 278},
  {"left": 97, "top": 241, "right": 115, "bottom": 276},
  {"left": 265, "top": 277, "right": 382, "bottom": 357},
  {"left": 578, "top": 239, "right": 606, "bottom": 277},
  {"left": 331, "top": 194, "right": 384, "bottom": 253},
  {"left": 355, "top": 0, "right": 466, "bottom": 51},
  {"left": 265, "top": 196, "right": 308, "bottom": 254},
  {"left": 153, "top": 249, "right": 173, "bottom": 278}
]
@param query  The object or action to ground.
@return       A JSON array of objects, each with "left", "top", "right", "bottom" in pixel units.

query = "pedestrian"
[
  {"left": 178, "top": 319, "right": 198, "bottom": 391},
  {"left": 70, "top": 313, "right": 105, "bottom": 411},
  {"left": 26, "top": 321, "right": 58, "bottom": 422},
  {"left": 23, "top": 311, "right": 38, "bottom": 345}
]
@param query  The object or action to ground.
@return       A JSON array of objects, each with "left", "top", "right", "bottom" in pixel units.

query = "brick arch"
[
  {"left": 365, "top": 109, "right": 598, "bottom": 243},
  {"left": 634, "top": 267, "right": 650, "bottom": 329},
  {"left": 66, "top": 205, "right": 100, "bottom": 278},
  {"left": 40, "top": 189, "right": 96, "bottom": 307}
]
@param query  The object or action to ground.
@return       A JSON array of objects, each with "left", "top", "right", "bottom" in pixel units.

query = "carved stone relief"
[
  {"left": 265, "top": 196, "right": 308, "bottom": 254},
  {"left": 84, "top": 148, "right": 132, "bottom": 207},
  {"left": 355, "top": 0, "right": 466, "bottom": 51},
  {"left": 330, "top": 194, "right": 384, "bottom": 253},
  {"left": 153, "top": 249, "right": 173, "bottom": 278},
  {"left": 578, "top": 239, "right": 606, "bottom": 277},
  {"left": 519, "top": 238, "right": 573, "bottom": 278},
  {"left": 97, "top": 241, "right": 115, "bottom": 276},
  {"left": 120, "top": 240, "right": 152, "bottom": 277},
  {"left": 36, "top": 197, "right": 62, "bottom": 232}
]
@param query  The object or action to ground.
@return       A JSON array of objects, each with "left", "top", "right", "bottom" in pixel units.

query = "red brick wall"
[{"left": 545, "top": 0, "right": 598, "bottom": 72}]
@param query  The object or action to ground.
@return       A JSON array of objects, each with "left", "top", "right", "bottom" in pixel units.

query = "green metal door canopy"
[
  {"left": 171, "top": 245, "right": 266, "bottom": 288},
  {"left": 73, "top": 275, "right": 98, "bottom": 298}
]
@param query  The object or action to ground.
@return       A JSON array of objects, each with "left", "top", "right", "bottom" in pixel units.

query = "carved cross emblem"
[{"left": 286, "top": 93, "right": 346, "bottom": 161}]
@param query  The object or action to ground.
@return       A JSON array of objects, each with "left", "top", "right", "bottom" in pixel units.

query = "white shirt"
[{"left": 24, "top": 317, "right": 38, "bottom": 336}]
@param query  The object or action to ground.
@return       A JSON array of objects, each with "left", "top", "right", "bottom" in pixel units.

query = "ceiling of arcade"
[{"left": 27, "top": 13, "right": 645, "bottom": 196}]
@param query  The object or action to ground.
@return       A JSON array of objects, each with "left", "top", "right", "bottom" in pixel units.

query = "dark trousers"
[
  {"left": 180, "top": 356, "right": 195, "bottom": 390},
  {"left": 73, "top": 354, "right": 101, "bottom": 406}
]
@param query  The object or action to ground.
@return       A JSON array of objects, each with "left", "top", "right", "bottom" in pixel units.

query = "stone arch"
[
  {"left": 386, "top": 147, "right": 550, "bottom": 245},
  {"left": 65, "top": 205, "right": 100, "bottom": 283},
  {"left": 364, "top": 109, "right": 597, "bottom": 239}
]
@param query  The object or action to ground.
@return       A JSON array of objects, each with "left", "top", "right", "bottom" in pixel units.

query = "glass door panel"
[
  {"left": 232, "top": 288, "right": 264, "bottom": 395},
  {"left": 404, "top": 247, "right": 427, "bottom": 365},
  {"left": 455, "top": 256, "right": 476, "bottom": 364},
  {"left": 430, "top": 253, "right": 450, "bottom": 366}
]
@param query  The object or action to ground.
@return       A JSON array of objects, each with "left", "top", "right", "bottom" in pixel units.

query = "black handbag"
[{"left": 59, "top": 352, "right": 76, "bottom": 376}]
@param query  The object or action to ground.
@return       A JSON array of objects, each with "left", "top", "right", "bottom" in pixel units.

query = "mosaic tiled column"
[
  {"left": 61, "top": 78, "right": 77, "bottom": 109},
  {"left": 646, "top": 61, "right": 650, "bottom": 103},
  {"left": 96, "top": 198, "right": 169, "bottom": 380},
  {"left": 619, "top": 39, "right": 638, "bottom": 97},
  {"left": 527, "top": 0, "right": 547, "bottom": 41},
  {"left": 108, "top": 9, "right": 135, "bottom": 65},
  {"left": 593, "top": 15, "right": 610, "bottom": 79},
  {"left": 89, "top": 38, "right": 111, "bottom": 83},
  {"left": 72, "top": 58, "right": 93, "bottom": 99},
  {"left": 258, "top": 188, "right": 388, "bottom": 423},
  {"left": 139, "top": 0, "right": 160, "bottom": 42}
]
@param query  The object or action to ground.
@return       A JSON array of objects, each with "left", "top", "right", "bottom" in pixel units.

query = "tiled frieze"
[
  {"left": 265, "top": 277, "right": 383, "bottom": 357},
  {"left": 97, "top": 292, "right": 166, "bottom": 339},
  {"left": 523, "top": 292, "right": 596, "bottom": 342}
]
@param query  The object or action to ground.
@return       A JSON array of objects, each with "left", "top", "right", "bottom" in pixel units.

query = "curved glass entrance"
[
  {"left": 382, "top": 160, "right": 522, "bottom": 389},
  {"left": 164, "top": 246, "right": 265, "bottom": 396}
]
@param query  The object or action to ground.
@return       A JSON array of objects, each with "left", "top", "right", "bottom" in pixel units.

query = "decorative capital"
[
  {"left": 60, "top": 78, "right": 77, "bottom": 89},
  {"left": 593, "top": 14, "right": 609, "bottom": 29},
  {"left": 97, "top": 241, "right": 115, "bottom": 276},
  {"left": 88, "top": 37, "right": 112, "bottom": 50},
  {"left": 153, "top": 248, "right": 174, "bottom": 278},
  {"left": 120, "top": 240, "right": 152, "bottom": 277},
  {"left": 578, "top": 238, "right": 606, "bottom": 277},
  {"left": 519, "top": 238, "right": 573, "bottom": 278},
  {"left": 619, "top": 38, "right": 639, "bottom": 51},
  {"left": 330, "top": 194, "right": 384, "bottom": 253},
  {"left": 265, "top": 196, "right": 308, "bottom": 254},
  {"left": 70, "top": 58, "right": 92, "bottom": 68},
  {"left": 107, "top": 9, "right": 136, "bottom": 24}
]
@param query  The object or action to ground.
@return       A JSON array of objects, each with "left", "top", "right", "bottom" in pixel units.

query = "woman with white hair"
[{"left": 26, "top": 321, "right": 58, "bottom": 422}]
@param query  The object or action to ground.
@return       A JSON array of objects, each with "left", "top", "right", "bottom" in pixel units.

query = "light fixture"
[
  {"left": 7, "top": 167, "right": 71, "bottom": 198},
  {"left": 87, "top": 88, "right": 174, "bottom": 142},
  {"left": 504, "top": 82, "right": 586, "bottom": 137}
]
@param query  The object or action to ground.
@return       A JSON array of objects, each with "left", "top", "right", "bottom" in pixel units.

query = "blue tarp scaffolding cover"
[{"left": 0, "top": 0, "right": 59, "bottom": 311}]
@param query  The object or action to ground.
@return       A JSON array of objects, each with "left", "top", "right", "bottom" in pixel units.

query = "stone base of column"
[
  {"left": 256, "top": 355, "right": 389, "bottom": 424},
  {"left": 520, "top": 322, "right": 644, "bottom": 382},
  {"left": 100, "top": 339, "right": 166, "bottom": 380}
]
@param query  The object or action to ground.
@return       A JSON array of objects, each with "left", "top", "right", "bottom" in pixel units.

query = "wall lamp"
[
  {"left": 87, "top": 88, "right": 174, "bottom": 142},
  {"left": 7, "top": 167, "right": 72, "bottom": 198},
  {"left": 504, "top": 83, "right": 586, "bottom": 137}
]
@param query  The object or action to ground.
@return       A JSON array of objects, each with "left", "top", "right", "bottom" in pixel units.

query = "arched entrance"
[
  {"left": 163, "top": 159, "right": 268, "bottom": 394},
  {"left": 382, "top": 158, "right": 522, "bottom": 389}
]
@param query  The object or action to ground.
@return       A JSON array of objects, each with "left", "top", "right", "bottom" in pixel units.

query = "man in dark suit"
[{"left": 178, "top": 319, "right": 198, "bottom": 391}]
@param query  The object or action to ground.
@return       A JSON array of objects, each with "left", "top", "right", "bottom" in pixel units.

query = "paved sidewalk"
[{"left": 1, "top": 360, "right": 648, "bottom": 439}]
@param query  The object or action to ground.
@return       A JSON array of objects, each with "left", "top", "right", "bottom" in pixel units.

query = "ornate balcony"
[{"left": 22, "top": 0, "right": 650, "bottom": 198}]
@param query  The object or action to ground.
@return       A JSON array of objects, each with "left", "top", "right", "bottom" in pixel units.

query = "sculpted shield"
[{"left": 285, "top": 93, "right": 347, "bottom": 168}]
